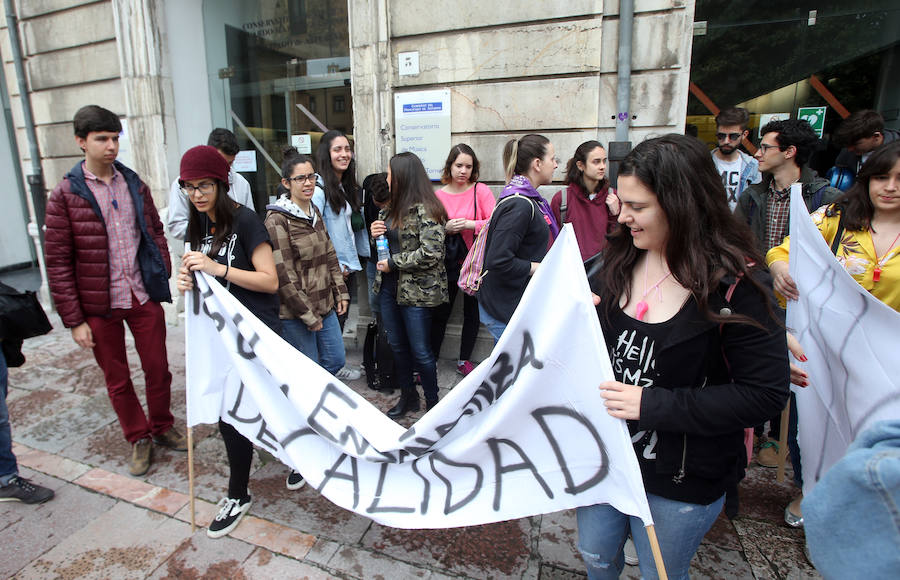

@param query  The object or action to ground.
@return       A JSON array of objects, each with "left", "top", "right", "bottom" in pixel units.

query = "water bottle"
[{"left": 376, "top": 235, "right": 390, "bottom": 262}]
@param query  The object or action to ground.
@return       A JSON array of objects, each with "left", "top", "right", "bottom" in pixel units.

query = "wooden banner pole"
[
  {"left": 645, "top": 525, "right": 669, "bottom": 580},
  {"left": 776, "top": 399, "right": 791, "bottom": 483},
  {"left": 187, "top": 426, "right": 196, "bottom": 532}
]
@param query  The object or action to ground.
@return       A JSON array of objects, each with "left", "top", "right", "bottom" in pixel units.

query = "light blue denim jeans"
[
  {"left": 281, "top": 311, "right": 346, "bottom": 376},
  {"left": 804, "top": 420, "right": 900, "bottom": 578},
  {"left": 477, "top": 303, "right": 507, "bottom": 343},
  {"left": 576, "top": 493, "right": 724, "bottom": 580}
]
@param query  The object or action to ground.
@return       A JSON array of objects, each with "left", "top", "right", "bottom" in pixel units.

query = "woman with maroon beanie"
[{"left": 175, "top": 145, "right": 279, "bottom": 539}]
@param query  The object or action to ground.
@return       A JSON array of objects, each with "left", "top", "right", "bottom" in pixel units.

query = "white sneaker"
[
  {"left": 624, "top": 537, "right": 639, "bottom": 566},
  {"left": 336, "top": 366, "right": 361, "bottom": 381}
]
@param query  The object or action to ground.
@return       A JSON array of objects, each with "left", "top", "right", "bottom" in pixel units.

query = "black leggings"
[
  {"left": 430, "top": 265, "right": 480, "bottom": 361},
  {"left": 219, "top": 420, "right": 252, "bottom": 500}
]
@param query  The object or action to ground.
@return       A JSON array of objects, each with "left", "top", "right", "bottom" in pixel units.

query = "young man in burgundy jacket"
[{"left": 44, "top": 105, "right": 185, "bottom": 476}]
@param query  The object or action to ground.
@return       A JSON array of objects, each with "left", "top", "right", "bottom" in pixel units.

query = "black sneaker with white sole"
[
  {"left": 0, "top": 476, "right": 54, "bottom": 504},
  {"left": 286, "top": 470, "right": 306, "bottom": 490},
  {"left": 207, "top": 496, "right": 251, "bottom": 538}
]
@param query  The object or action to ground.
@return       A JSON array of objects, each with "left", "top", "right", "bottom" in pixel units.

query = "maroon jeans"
[{"left": 86, "top": 296, "right": 173, "bottom": 443}]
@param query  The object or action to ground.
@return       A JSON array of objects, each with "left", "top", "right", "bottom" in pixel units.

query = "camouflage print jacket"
[{"left": 374, "top": 202, "right": 448, "bottom": 307}]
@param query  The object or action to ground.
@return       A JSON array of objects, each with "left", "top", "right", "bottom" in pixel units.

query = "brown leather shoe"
[
  {"left": 153, "top": 427, "right": 188, "bottom": 451},
  {"left": 129, "top": 438, "right": 152, "bottom": 476}
]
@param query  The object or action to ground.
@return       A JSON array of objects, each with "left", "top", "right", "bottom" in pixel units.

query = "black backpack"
[{"left": 362, "top": 319, "right": 394, "bottom": 392}]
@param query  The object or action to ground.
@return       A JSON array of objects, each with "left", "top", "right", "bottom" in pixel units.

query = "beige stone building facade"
[{"left": 0, "top": 0, "right": 695, "bottom": 276}]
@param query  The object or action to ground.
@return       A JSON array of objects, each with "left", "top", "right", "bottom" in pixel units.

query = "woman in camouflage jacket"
[{"left": 371, "top": 152, "right": 449, "bottom": 418}]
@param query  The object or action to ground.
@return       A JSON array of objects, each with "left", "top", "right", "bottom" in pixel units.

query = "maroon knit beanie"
[{"left": 180, "top": 145, "right": 229, "bottom": 183}]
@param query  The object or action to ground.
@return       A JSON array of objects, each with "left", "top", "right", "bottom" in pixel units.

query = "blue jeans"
[
  {"left": 378, "top": 275, "right": 438, "bottom": 402},
  {"left": 478, "top": 303, "right": 507, "bottom": 343},
  {"left": 366, "top": 260, "right": 379, "bottom": 316},
  {"left": 576, "top": 493, "right": 725, "bottom": 580},
  {"left": 281, "top": 311, "right": 346, "bottom": 375},
  {"left": 0, "top": 345, "right": 17, "bottom": 483}
]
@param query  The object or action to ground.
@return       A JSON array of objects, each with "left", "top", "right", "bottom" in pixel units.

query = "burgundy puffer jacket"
[{"left": 44, "top": 161, "right": 171, "bottom": 328}]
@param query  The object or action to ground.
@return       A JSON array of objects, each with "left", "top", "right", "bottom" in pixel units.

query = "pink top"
[
  {"left": 435, "top": 182, "right": 496, "bottom": 248},
  {"left": 83, "top": 163, "right": 149, "bottom": 309}
]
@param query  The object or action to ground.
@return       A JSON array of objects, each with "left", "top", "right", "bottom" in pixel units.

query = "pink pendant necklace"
[{"left": 635, "top": 257, "right": 672, "bottom": 321}]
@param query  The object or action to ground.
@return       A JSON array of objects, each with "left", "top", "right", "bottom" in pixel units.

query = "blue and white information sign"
[{"left": 394, "top": 89, "right": 451, "bottom": 180}]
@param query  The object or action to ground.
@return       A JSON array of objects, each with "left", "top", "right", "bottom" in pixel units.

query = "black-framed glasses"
[
  {"left": 285, "top": 173, "right": 317, "bottom": 184},
  {"left": 716, "top": 132, "right": 743, "bottom": 142},
  {"left": 180, "top": 181, "right": 216, "bottom": 197},
  {"left": 757, "top": 143, "right": 784, "bottom": 155}
]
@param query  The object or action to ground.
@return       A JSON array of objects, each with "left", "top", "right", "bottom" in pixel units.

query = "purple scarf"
[{"left": 499, "top": 174, "right": 560, "bottom": 239}]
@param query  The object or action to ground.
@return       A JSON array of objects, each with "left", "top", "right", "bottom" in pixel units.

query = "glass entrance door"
[{"left": 202, "top": 0, "right": 353, "bottom": 210}]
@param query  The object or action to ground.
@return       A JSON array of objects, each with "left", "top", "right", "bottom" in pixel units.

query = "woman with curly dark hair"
[{"left": 578, "top": 134, "right": 789, "bottom": 579}]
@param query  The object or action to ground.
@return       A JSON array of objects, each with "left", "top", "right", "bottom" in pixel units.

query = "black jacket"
[
  {"left": 598, "top": 268, "right": 790, "bottom": 504},
  {"left": 834, "top": 128, "right": 900, "bottom": 173},
  {"left": 478, "top": 195, "right": 549, "bottom": 323},
  {"left": 734, "top": 165, "right": 842, "bottom": 255}
]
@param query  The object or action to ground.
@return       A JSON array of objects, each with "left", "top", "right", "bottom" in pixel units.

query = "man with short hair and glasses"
[
  {"left": 735, "top": 118, "right": 841, "bottom": 256},
  {"left": 711, "top": 107, "right": 761, "bottom": 211},
  {"left": 44, "top": 105, "right": 184, "bottom": 478}
]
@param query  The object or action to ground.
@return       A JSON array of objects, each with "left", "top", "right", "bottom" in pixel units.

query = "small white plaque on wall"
[{"left": 398, "top": 51, "right": 419, "bottom": 76}]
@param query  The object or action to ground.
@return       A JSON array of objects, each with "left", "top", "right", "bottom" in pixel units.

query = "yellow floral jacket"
[{"left": 767, "top": 205, "right": 900, "bottom": 312}]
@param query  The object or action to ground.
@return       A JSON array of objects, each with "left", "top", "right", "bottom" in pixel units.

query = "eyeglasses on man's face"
[
  {"left": 180, "top": 181, "right": 216, "bottom": 197},
  {"left": 757, "top": 143, "right": 784, "bottom": 155},
  {"left": 285, "top": 173, "right": 317, "bottom": 184}
]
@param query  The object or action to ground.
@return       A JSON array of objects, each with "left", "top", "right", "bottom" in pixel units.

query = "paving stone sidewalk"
[{"left": 2, "top": 311, "right": 821, "bottom": 579}]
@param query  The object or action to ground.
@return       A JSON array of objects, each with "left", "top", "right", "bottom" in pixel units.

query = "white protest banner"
[
  {"left": 185, "top": 226, "right": 652, "bottom": 529},
  {"left": 786, "top": 185, "right": 900, "bottom": 496}
]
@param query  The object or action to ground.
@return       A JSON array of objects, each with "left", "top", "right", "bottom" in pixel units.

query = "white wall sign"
[
  {"left": 758, "top": 113, "right": 791, "bottom": 138},
  {"left": 394, "top": 89, "right": 451, "bottom": 180},
  {"left": 291, "top": 134, "right": 312, "bottom": 154},
  {"left": 233, "top": 150, "right": 257, "bottom": 173},
  {"left": 398, "top": 51, "right": 419, "bottom": 76}
]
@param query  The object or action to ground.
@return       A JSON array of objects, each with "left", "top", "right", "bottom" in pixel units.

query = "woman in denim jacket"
[{"left": 312, "top": 130, "right": 368, "bottom": 380}]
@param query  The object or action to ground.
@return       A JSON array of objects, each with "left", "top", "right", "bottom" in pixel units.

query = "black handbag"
[
  {"left": 362, "top": 319, "right": 394, "bottom": 392},
  {"left": 0, "top": 281, "right": 52, "bottom": 341},
  {"left": 444, "top": 185, "right": 479, "bottom": 265},
  {"left": 444, "top": 234, "right": 468, "bottom": 265}
]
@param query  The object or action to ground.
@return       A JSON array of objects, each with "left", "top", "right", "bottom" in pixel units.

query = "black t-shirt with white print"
[
  {"left": 201, "top": 206, "right": 280, "bottom": 332},
  {"left": 605, "top": 303, "right": 691, "bottom": 499}
]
